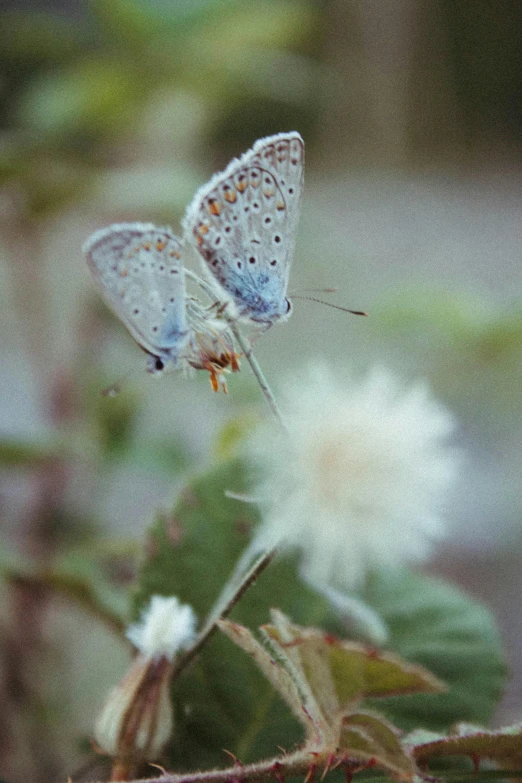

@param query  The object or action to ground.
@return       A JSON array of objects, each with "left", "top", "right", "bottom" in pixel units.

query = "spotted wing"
[
  {"left": 183, "top": 132, "right": 304, "bottom": 321},
  {"left": 83, "top": 223, "right": 186, "bottom": 357}
]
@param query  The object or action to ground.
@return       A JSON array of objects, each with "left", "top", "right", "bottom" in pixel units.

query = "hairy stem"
[
  {"left": 127, "top": 749, "right": 325, "bottom": 783},
  {"left": 113, "top": 762, "right": 522, "bottom": 783}
]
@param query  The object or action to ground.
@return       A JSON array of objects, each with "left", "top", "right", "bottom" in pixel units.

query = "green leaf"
[
  {"left": 361, "top": 569, "right": 507, "bottom": 732},
  {"left": 218, "top": 619, "right": 309, "bottom": 733},
  {"left": 264, "top": 616, "right": 444, "bottom": 708},
  {"left": 134, "top": 459, "right": 506, "bottom": 765},
  {"left": 133, "top": 459, "right": 338, "bottom": 767},
  {"left": 222, "top": 610, "right": 442, "bottom": 755},
  {"left": 408, "top": 723, "right": 522, "bottom": 768},
  {"left": 340, "top": 711, "right": 415, "bottom": 779}
]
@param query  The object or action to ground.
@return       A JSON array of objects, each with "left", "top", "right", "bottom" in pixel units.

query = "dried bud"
[
  {"left": 94, "top": 653, "right": 173, "bottom": 762},
  {"left": 94, "top": 596, "right": 196, "bottom": 765}
]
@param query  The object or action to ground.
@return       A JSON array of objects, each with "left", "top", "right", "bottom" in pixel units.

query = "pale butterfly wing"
[
  {"left": 183, "top": 132, "right": 304, "bottom": 324},
  {"left": 83, "top": 223, "right": 188, "bottom": 369}
]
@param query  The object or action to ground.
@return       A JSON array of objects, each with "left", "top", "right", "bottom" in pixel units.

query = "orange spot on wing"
[
  {"left": 224, "top": 190, "right": 237, "bottom": 203},
  {"left": 236, "top": 181, "right": 247, "bottom": 193},
  {"left": 156, "top": 240, "right": 166, "bottom": 251},
  {"left": 198, "top": 224, "right": 209, "bottom": 234},
  {"left": 276, "top": 201, "right": 285, "bottom": 211},
  {"left": 170, "top": 250, "right": 181, "bottom": 258},
  {"left": 209, "top": 201, "right": 222, "bottom": 216},
  {"left": 143, "top": 242, "right": 151, "bottom": 251}
]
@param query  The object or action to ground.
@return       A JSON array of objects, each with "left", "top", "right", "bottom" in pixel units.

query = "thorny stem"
[
  {"left": 121, "top": 750, "right": 332, "bottom": 783},
  {"left": 114, "top": 755, "right": 522, "bottom": 783},
  {"left": 171, "top": 547, "right": 277, "bottom": 680}
]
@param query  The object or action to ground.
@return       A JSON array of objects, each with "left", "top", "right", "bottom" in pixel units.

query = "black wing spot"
[
  {"left": 270, "top": 259, "right": 277, "bottom": 266},
  {"left": 212, "top": 259, "right": 219, "bottom": 266},
  {"left": 170, "top": 269, "right": 178, "bottom": 274},
  {"left": 274, "top": 235, "right": 281, "bottom": 243},
  {"left": 215, "top": 236, "right": 221, "bottom": 245},
  {"left": 152, "top": 326, "right": 158, "bottom": 332},
  {"left": 133, "top": 308, "right": 139, "bottom": 315},
  {"left": 237, "top": 260, "right": 242, "bottom": 269},
  {"left": 288, "top": 187, "right": 294, "bottom": 194},
  {"left": 169, "top": 297, "right": 175, "bottom": 302},
  {"left": 159, "top": 265, "right": 165, "bottom": 271},
  {"left": 249, "top": 256, "right": 256, "bottom": 264},
  {"left": 225, "top": 226, "right": 231, "bottom": 233},
  {"left": 264, "top": 216, "right": 272, "bottom": 224}
]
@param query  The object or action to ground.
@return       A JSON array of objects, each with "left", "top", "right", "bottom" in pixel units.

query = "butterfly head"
[{"left": 242, "top": 294, "right": 292, "bottom": 325}]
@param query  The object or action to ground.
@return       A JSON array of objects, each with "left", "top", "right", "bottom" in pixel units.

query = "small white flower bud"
[
  {"left": 94, "top": 653, "right": 173, "bottom": 762},
  {"left": 94, "top": 595, "right": 196, "bottom": 764}
]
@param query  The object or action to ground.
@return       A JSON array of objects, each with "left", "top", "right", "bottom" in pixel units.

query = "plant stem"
[
  {"left": 126, "top": 748, "right": 320, "bottom": 783},
  {"left": 228, "top": 322, "right": 287, "bottom": 432},
  {"left": 113, "top": 763, "right": 522, "bottom": 783},
  {"left": 171, "top": 547, "right": 277, "bottom": 680},
  {"left": 184, "top": 269, "right": 287, "bottom": 431}
]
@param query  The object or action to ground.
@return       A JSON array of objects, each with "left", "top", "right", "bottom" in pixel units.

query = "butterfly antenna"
[
  {"left": 289, "top": 287, "right": 338, "bottom": 295},
  {"left": 291, "top": 295, "right": 367, "bottom": 316}
]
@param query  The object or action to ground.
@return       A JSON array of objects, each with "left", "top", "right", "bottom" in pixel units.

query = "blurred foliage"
[
  {"left": 133, "top": 456, "right": 506, "bottom": 768},
  {"left": 0, "top": 1, "right": 320, "bottom": 217},
  {"left": 373, "top": 291, "right": 522, "bottom": 435}
]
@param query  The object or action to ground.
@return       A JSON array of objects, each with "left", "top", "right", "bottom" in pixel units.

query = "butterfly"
[
  {"left": 182, "top": 131, "right": 304, "bottom": 326},
  {"left": 83, "top": 222, "right": 239, "bottom": 389}
]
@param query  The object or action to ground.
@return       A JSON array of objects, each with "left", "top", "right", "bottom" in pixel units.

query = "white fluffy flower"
[
  {"left": 126, "top": 595, "right": 197, "bottom": 660},
  {"left": 249, "top": 365, "right": 459, "bottom": 590}
]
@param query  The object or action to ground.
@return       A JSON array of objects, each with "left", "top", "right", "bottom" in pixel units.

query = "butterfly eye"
[{"left": 155, "top": 358, "right": 164, "bottom": 372}]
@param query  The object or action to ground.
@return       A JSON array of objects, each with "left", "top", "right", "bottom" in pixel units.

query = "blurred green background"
[{"left": 1, "top": 1, "right": 522, "bottom": 781}]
